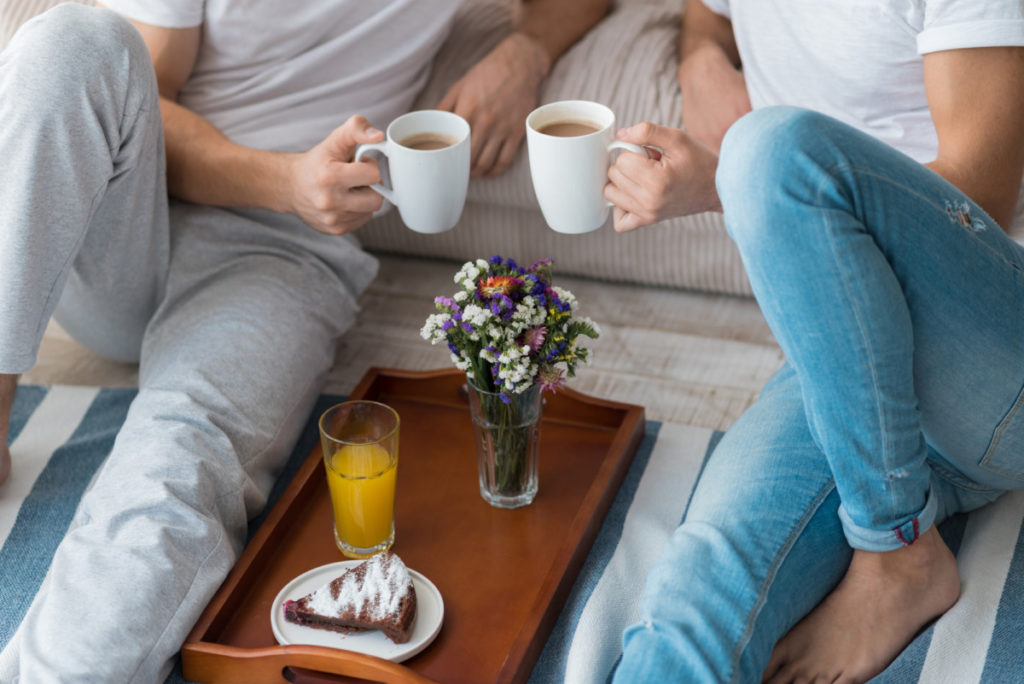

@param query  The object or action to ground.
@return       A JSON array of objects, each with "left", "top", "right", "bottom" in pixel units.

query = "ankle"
[
  {"left": 851, "top": 527, "right": 958, "bottom": 591},
  {"left": 0, "top": 373, "right": 17, "bottom": 443}
]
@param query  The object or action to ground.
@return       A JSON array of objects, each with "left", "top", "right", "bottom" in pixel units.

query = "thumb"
[
  {"left": 616, "top": 122, "right": 678, "bottom": 150},
  {"left": 324, "top": 115, "right": 385, "bottom": 161}
]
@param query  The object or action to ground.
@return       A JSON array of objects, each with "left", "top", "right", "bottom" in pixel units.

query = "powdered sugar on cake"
[{"left": 307, "top": 553, "right": 412, "bottom": 621}]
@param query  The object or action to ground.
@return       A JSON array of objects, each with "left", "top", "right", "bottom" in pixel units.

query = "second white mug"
[
  {"left": 355, "top": 110, "right": 470, "bottom": 234},
  {"left": 526, "top": 100, "right": 647, "bottom": 234}
]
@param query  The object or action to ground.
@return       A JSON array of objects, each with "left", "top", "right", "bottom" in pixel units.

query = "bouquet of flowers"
[
  {"left": 421, "top": 255, "right": 599, "bottom": 400},
  {"left": 421, "top": 256, "right": 599, "bottom": 507}
]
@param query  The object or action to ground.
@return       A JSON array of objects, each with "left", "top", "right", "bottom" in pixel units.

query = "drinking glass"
[{"left": 318, "top": 401, "right": 400, "bottom": 559}]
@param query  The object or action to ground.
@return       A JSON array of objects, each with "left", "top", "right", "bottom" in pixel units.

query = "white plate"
[{"left": 270, "top": 560, "right": 444, "bottom": 662}]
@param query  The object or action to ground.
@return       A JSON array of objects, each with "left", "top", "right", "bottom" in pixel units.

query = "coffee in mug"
[
  {"left": 355, "top": 110, "right": 470, "bottom": 234},
  {"left": 537, "top": 120, "right": 602, "bottom": 138},
  {"left": 526, "top": 100, "right": 649, "bottom": 234},
  {"left": 398, "top": 132, "right": 457, "bottom": 150}
]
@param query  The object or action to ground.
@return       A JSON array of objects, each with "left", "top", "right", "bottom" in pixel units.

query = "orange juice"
[{"left": 325, "top": 443, "right": 396, "bottom": 554}]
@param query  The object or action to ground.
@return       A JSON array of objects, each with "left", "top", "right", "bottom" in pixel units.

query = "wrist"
[
  {"left": 507, "top": 31, "right": 552, "bottom": 83},
  {"left": 272, "top": 153, "right": 303, "bottom": 215}
]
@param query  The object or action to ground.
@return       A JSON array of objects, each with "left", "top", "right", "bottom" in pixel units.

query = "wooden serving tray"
[{"left": 181, "top": 367, "right": 645, "bottom": 684}]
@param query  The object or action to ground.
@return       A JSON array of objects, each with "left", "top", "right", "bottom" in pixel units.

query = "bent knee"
[
  {"left": 717, "top": 107, "right": 844, "bottom": 250},
  {"left": 7, "top": 4, "right": 150, "bottom": 92}
]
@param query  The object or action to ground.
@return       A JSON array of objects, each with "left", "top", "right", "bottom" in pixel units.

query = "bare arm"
[
  {"left": 677, "top": 0, "right": 750, "bottom": 153},
  {"left": 924, "top": 46, "right": 1024, "bottom": 231},
  {"left": 104, "top": 6, "right": 386, "bottom": 235},
  {"left": 118, "top": 18, "right": 293, "bottom": 210},
  {"left": 438, "top": 0, "right": 611, "bottom": 177}
]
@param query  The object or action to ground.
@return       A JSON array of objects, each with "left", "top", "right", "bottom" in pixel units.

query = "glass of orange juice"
[{"left": 318, "top": 401, "right": 400, "bottom": 559}]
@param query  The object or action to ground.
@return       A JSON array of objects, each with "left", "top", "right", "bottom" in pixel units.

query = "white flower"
[
  {"left": 463, "top": 304, "right": 491, "bottom": 327},
  {"left": 476, "top": 258, "right": 489, "bottom": 269},
  {"left": 553, "top": 286, "right": 577, "bottom": 311},
  {"left": 453, "top": 290, "right": 468, "bottom": 303},
  {"left": 420, "top": 313, "right": 451, "bottom": 344}
]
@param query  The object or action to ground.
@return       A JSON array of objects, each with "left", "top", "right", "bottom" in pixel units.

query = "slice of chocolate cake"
[{"left": 283, "top": 552, "right": 417, "bottom": 644}]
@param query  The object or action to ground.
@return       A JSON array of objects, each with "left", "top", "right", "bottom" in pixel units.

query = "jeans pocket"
[{"left": 979, "top": 382, "right": 1024, "bottom": 483}]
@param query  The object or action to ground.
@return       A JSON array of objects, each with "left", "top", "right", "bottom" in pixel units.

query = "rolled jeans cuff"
[{"left": 837, "top": 485, "right": 938, "bottom": 552}]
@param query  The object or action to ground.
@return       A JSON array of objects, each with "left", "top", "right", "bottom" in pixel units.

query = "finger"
[
  {"left": 604, "top": 183, "right": 653, "bottom": 231},
  {"left": 473, "top": 137, "right": 502, "bottom": 178},
  {"left": 341, "top": 186, "right": 384, "bottom": 214},
  {"left": 612, "top": 206, "right": 646, "bottom": 233},
  {"left": 607, "top": 161, "right": 653, "bottom": 203},
  {"left": 603, "top": 181, "right": 642, "bottom": 218},
  {"left": 486, "top": 138, "right": 520, "bottom": 178},
  {"left": 437, "top": 85, "right": 460, "bottom": 113},
  {"left": 336, "top": 156, "right": 382, "bottom": 189},
  {"left": 325, "top": 115, "right": 384, "bottom": 161},
  {"left": 616, "top": 121, "right": 682, "bottom": 151}
]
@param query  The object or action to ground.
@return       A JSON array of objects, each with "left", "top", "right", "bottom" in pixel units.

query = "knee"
[
  {"left": 6, "top": 4, "right": 151, "bottom": 95},
  {"left": 716, "top": 107, "right": 841, "bottom": 251}
]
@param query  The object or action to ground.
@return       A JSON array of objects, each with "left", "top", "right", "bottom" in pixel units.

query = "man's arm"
[
  {"left": 438, "top": 0, "right": 610, "bottom": 177},
  {"left": 103, "top": 7, "right": 385, "bottom": 236},
  {"left": 924, "top": 46, "right": 1024, "bottom": 231},
  {"left": 677, "top": 0, "right": 750, "bottom": 153}
]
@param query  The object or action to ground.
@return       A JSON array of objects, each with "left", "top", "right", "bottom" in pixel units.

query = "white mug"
[
  {"left": 355, "top": 110, "right": 471, "bottom": 234},
  {"left": 526, "top": 100, "right": 648, "bottom": 234}
]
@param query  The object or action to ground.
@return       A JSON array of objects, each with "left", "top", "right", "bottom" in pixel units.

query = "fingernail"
[{"left": 367, "top": 126, "right": 383, "bottom": 137}]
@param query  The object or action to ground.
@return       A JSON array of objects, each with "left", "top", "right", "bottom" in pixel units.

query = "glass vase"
[{"left": 466, "top": 380, "right": 542, "bottom": 509}]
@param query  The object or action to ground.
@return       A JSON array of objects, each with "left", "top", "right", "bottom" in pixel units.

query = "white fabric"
[
  {"left": 702, "top": 0, "right": 1024, "bottom": 163},
  {"left": 101, "top": 0, "right": 459, "bottom": 152}
]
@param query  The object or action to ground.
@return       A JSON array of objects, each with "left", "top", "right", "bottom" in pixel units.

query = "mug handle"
[
  {"left": 354, "top": 142, "right": 397, "bottom": 204},
  {"left": 606, "top": 141, "right": 651, "bottom": 207}
]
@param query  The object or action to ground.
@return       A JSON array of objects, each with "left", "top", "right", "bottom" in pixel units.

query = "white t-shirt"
[
  {"left": 103, "top": 0, "right": 459, "bottom": 152},
  {"left": 700, "top": 0, "right": 1024, "bottom": 163}
]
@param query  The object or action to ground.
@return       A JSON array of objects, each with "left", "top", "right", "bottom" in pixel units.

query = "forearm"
[
  {"left": 160, "top": 97, "right": 296, "bottom": 213},
  {"left": 517, "top": 0, "right": 611, "bottom": 76},
  {"left": 925, "top": 159, "right": 1020, "bottom": 231}
]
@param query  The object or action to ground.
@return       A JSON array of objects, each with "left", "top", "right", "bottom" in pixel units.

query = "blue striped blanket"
[{"left": 2, "top": 386, "right": 1023, "bottom": 683}]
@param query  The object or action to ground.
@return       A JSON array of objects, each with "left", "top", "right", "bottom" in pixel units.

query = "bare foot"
[{"left": 763, "top": 526, "right": 960, "bottom": 684}]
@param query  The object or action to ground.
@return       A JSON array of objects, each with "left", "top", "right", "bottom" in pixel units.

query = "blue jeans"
[{"left": 615, "top": 107, "right": 1024, "bottom": 682}]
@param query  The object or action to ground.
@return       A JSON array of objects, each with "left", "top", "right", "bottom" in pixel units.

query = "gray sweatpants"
[{"left": 0, "top": 5, "right": 377, "bottom": 681}]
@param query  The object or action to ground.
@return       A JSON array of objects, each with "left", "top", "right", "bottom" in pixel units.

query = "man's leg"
[
  {"left": 15, "top": 203, "right": 376, "bottom": 682},
  {"left": 0, "top": 5, "right": 170, "bottom": 485},
  {"left": 615, "top": 366, "right": 1001, "bottom": 683},
  {"left": 716, "top": 107, "right": 1024, "bottom": 681},
  {"left": 615, "top": 365, "right": 847, "bottom": 682}
]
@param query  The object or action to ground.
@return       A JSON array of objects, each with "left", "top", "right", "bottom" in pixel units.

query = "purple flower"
[
  {"left": 499, "top": 392, "right": 512, "bottom": 404},
  {"left": 447, "top": 341, "right": 459, "bottom": 355},
  {"left": 545, "top": 341, "right": 568, "bottom": 362},
  {"left": 441, "top": 320, "right": 455, "bottom": 331},
  {"left": 461, "top": 322, "right": 474, "bottom": 333},
  {"left": 488, "top": 255, "right": 503, "bottom": 265}
]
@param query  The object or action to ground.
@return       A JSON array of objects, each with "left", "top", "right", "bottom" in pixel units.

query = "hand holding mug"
[
  {"left": 289, "top": 115, "right": 386, "bottom": 236},
  {"left": 604, "top": 122, "right": 722, "bottom": 233}
]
